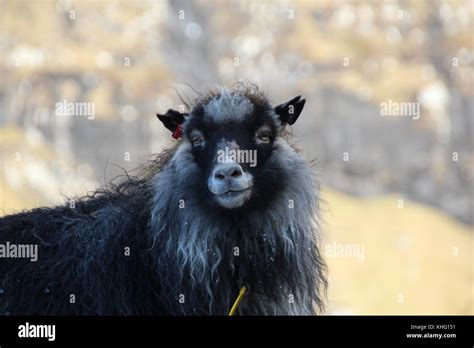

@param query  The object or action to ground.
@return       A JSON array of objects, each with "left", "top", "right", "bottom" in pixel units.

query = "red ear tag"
[{"left": 172, "top": 124, "right": 183, "bottom": 139}]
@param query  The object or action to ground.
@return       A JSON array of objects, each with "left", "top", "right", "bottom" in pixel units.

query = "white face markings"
[
  {"left": 209, "top": 138, "right": 255, "bottom": 209},
  {"left": 178, "top": 90, "right": 283, "bottom": 209},
  {"left": 203, "top": 91, "right": 254, "bottom": 123}
]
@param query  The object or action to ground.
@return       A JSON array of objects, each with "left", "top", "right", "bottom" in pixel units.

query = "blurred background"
[{"left": 0, "top": 0, "right": 472, "bottom": 314}]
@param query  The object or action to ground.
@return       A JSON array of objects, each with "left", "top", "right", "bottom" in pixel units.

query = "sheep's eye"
[
  {"left": 256, "top": 130, "right": 272, "bottom": 144},
  {"left": 191, "top": 132, "right": 205, "bottom": 147}
]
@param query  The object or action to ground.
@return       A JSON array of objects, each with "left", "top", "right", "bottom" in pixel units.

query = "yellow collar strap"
[{"left": 228, "top": 286, "right": 248, "bottom": 316}]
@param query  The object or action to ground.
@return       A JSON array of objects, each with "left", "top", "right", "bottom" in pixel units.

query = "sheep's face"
[{"left": 157, "top": 90, "right": 306, "bottom": 210}]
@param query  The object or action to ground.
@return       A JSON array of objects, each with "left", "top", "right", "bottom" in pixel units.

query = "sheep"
[{"left": 0, "top": 85, "right": 327, "bottom": 315}]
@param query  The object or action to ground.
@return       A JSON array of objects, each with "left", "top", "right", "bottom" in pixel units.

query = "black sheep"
[{"left": 0, "top": 85, "right": 326, "bottom": 315}]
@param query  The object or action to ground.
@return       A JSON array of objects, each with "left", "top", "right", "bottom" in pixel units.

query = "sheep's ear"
[
  {"left": 274, "top": 96, "right": 306, "bottom": 125},
  {"left": 156, "top": 109, "right": 187, "bottom": 133}
]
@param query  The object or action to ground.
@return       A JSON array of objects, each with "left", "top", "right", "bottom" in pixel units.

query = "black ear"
[
  {"left": 156, "top": 109, "right": 187, "bottom": 133},
  {"left": 274, "top": 96, "right": 306, "bottom": 125}
]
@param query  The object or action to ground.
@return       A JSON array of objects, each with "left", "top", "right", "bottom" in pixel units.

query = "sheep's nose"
[{"left": 213, "top": 163, "right": 243, "bottom": 181}]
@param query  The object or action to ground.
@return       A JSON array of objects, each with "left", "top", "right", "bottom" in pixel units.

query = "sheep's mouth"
[
  {"left": 213, "top": 188, "right": 252, "bottom": 208},
  {"left": 219, "top": 188, "right": 250, "bottom": 196}
]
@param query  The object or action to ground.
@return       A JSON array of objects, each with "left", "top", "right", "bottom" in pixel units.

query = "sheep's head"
[{"left": 157, "top": 88, "right": 306, "bottom": 210}]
